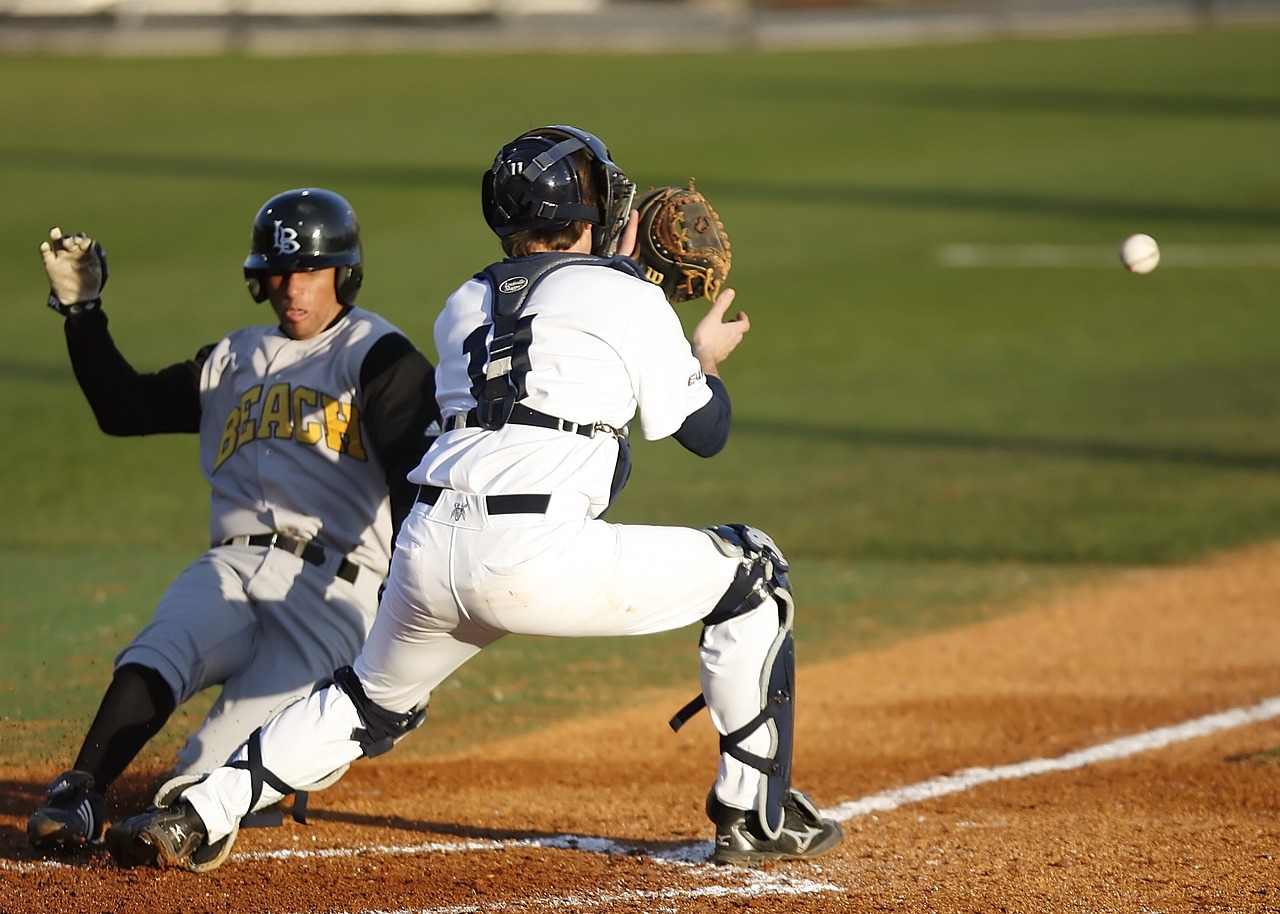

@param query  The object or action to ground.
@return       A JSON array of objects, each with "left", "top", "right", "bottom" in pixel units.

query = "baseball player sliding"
[
  {"left": 107, "top": 127, "right": 842, "bottom": 871},
  {"left": 27, "top": 188, "right": 440, "bottom": 853}
]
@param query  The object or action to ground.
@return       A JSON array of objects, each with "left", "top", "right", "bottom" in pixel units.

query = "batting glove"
[{"left": 42, "top": 226, "right": 109, "bottom": 315}]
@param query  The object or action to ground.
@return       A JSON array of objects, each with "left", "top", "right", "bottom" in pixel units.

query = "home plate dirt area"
[{"left": 5, "top": 541, "right": 1280, "bottom": 913}]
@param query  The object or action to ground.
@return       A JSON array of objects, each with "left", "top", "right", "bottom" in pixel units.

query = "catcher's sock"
[{"left": 74, "top": 663, "right": 176, "bottom": 792}]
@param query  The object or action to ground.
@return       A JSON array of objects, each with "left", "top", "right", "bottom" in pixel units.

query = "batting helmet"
[
  {"left": 244, "top": 188, "right": 364, "bottom": 305},
  {"left": 481, "top": 125, "right": 636, "bottom": 258}
]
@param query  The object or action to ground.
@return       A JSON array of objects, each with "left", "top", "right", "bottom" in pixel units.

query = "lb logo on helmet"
[{"left": 272, "top": 222, "right": 301, "bottom": 255}]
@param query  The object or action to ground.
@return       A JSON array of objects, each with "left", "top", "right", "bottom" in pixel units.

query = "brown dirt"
[{"left": 5, "top": 541, "right": 1280, "bottom": 913}]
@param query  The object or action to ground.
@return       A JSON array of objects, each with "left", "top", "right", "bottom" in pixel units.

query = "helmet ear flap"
[
  {"left": 481, "top": 169, "right": 500, "bottom": 229},
  {"left": 335, "top": 264, "right": 363, "bottom": 306},
  {"left": 245, "top": 271, "right": 268, "bottom": 303}
]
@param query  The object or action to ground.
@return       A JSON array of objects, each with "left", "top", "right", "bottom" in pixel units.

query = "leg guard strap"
[{"left": 228, "top": 727, "right": 296, "bottom": 815}]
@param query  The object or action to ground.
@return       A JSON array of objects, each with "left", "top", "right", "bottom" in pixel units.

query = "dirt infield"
[{"left": 5, "top": 542, "right": 1280, "bottom": 913}]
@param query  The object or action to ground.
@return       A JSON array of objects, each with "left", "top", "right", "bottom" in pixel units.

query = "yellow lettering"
[
  {"left": 213, "top": 406, "right": 240, "bottom": 471},
  {"left": 212, "top": 383, "right": 368, "bottom": 469},
  {"left": 259, "top": 382, "right": 293, "bottom": 439},
  {"left": 236, "top": 386, "right": 262, "bottom": 448},
  {"left": 322, "top": 395, "right": 367, "bottom": 460},
  {"left": 293, "top": 387, "right": 322, "bottom": 444}
]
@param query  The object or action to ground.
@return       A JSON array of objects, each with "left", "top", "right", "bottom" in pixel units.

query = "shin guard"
[{"left": 671, "top": 523, "right": 797, "bottom": 838}]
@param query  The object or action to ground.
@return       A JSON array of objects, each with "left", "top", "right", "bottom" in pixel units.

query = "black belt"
[
  {"left": 221, "top": 533, "right": 361, "bottom": 584},
  {"left": 416, "top": 485, "right": 550, "bottom": 515},
  {"left": 444, "top": 404, "right": 600, "bottom": 438}
]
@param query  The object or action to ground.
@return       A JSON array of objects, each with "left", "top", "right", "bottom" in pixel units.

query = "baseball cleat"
[
  {"left": 107, "top": 799, "right": 211, "bottom": 870},
  {"left": 28, "top": 769, "right": 106, "bottom": 851},
  {"left": 706, "top": 788, "right": 843, "bottom": 866}
]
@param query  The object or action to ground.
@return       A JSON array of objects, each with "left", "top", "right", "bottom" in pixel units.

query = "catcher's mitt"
[{"left": 633, "top": 180, "right": 731, "bottom": 304}]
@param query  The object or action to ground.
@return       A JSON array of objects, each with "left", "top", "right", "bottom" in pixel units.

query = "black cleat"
[
  {"left": 28, "top": 770, "right": 106, "bottom": 851},
  {"left": 107, "top": 800, "right": 208, "bottom": 869},
  {"left": 706, "top": 788, "right": 843, "bottom": 866}
]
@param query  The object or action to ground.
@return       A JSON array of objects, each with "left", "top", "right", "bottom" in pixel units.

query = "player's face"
[{"left": 265, "top": 268, "right": 345, "bottom": 340}]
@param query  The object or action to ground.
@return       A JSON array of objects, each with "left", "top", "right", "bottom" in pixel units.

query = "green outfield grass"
[{"left": 1, "top": 27, "right": 1278, "bottom": 765}]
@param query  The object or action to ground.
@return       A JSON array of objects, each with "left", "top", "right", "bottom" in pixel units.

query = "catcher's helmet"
[
  {"left": 481, "top": 125, "right": 636, "bottom": 257},
  {"left": 244, "top": 188, "right": 364, "bottom": 305}
]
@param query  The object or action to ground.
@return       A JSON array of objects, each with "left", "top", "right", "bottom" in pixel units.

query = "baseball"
[{"left": 1120, "top": 233, "right": 1160, "bottom": 274}]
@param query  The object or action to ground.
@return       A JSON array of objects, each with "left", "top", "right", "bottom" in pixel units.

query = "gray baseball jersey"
[
  {"left": 64, "top": 305, "right": 438, "bottom": 773},
  {"left": 200, "top": 309, "right": 415, "bottom": 571}
]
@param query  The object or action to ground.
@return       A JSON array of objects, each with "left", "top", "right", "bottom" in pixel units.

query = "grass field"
[{"left": 1, "top": 26, "right": 1278, "bottom": 765}]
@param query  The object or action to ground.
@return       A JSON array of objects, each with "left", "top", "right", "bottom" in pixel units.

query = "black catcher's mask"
[{"left": 481, "top": 125, "right": 636, "bottom": 258}]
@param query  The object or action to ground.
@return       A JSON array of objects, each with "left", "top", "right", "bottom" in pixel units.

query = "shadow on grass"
[
  {"left": 738, "top": 416, "right": 1280, "bottom": 471},
  {"left": 3, "top": 148, "right": 1277, "bottom": 228}
]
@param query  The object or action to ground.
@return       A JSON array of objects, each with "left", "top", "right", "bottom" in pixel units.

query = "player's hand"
[
  {"left": 691, "top": 288, "right": 749, "bottom": 378},
  {"left": 617, "top": 210, "right": 639, "bottom": 259},
  {"left": 42, "top": 226, "right": 108, "bottom": 315}
]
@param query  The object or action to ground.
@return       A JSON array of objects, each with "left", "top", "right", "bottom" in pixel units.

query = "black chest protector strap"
[{"left": 470, "top": 253, "right": 642, "bottom": 436}]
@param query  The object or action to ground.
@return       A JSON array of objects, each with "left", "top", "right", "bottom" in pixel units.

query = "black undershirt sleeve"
[
  {"left": 63, "top": 307, "right": 203, "bottom": 435},
  {"left": 358, "top": 333, "right": 441, "bottom": 537},
  {"left": 673, "top": 375, "right": 732, "bottom": 458}
]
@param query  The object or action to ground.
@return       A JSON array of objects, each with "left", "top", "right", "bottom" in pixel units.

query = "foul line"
[
  {"left": 937, "top": 243, "right": 1280, "bottom": 268},
  {"left": 828, "top": 694, "right": 1280, "bottom": 821}
]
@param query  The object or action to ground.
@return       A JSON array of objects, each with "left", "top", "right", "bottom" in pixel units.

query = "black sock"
[{"left": 72, "top": 663, "right": 177, "bottom": 795}]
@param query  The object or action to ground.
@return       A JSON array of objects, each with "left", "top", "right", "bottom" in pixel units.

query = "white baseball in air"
[{"left": 1120, "top": 233, "right": 1160, "bottom": 274}]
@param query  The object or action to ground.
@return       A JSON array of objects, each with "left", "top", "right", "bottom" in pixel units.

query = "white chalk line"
[
  {"left": 6, "top": 694, "right": 1280, "bottom": 912},
  {"left": 938, "top": 242, "right": 1280, "bottom": 268},
  {"left": 300, "top": 867, "right": 843, "bottom": 914},
  {"left": 828, "top": 694, "right": 1280, "bottom": 821}
]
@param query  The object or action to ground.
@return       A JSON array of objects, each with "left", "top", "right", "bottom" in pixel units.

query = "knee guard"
[
  {"left": 332, "top": 665, "right": 427, "bottom": 759},
  {"left": 701, "top": 524, "right": 793, "bottom": 630},
  {"left": 670, "top": 523, "right": 796, "bottom": 840}
]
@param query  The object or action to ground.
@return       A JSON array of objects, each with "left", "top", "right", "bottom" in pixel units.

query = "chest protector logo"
[{"left": 273, "top": 221, "right": 302, "bottom": 255}]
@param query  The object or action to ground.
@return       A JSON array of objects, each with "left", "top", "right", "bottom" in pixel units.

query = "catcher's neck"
[{"left": 527, "top": 225, "right": 593, "bottom": 256}]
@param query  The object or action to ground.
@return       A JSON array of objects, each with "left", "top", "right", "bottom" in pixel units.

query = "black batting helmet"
[
  {"left": 244, "top": 188, "right": 364, "bottom": 305},
  {"left": 481, "top": 125, "right": 636, "bottom": 257}
]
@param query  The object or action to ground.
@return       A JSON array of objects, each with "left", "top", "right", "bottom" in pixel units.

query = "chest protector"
[
  {"left": 476, "top": 254, "right": 592, "bottom": 431},
  {"left": 461, "top": 253, "right": 644, "bottom": 507}
]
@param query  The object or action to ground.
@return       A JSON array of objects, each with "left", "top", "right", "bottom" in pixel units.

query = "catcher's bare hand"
[
  {"left": 617, "top": 210, "right": 639, "bottom": 260},
  {"left": 41, "top": 226, "right": 108, "bottom": 315},
  {"left": 692, "top": 288, "right": 749, "bottom": 379}
]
